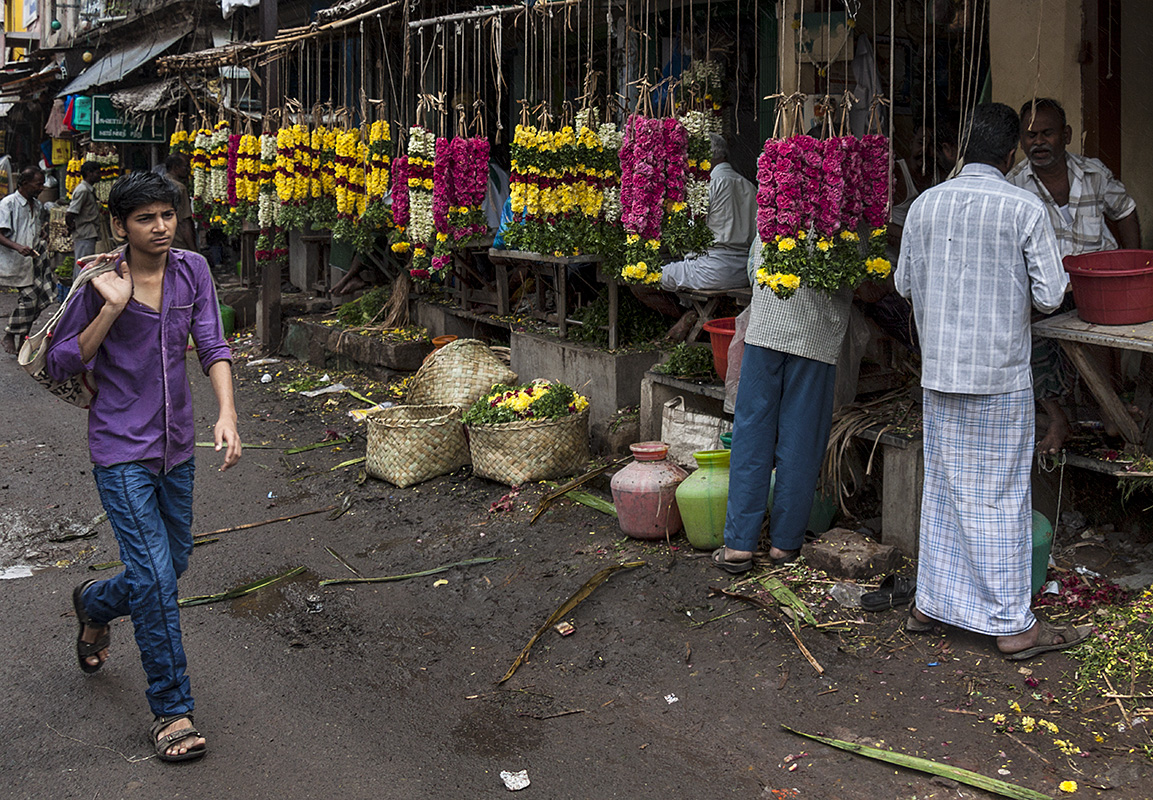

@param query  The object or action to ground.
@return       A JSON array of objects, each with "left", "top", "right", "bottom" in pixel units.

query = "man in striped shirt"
[{"left": 1008, "top": 97, "right": 1141, "bottom": 453}]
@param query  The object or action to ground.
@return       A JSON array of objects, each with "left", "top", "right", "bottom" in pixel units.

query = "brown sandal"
[
  {"left": 150, "top": 714, "right": 207, "bottom": 763},
  {"left": 1003, "top": 620, "right": 1091, "bottom": 661}
]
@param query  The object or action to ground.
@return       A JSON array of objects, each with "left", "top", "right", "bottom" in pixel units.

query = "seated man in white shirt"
[{"left": 660, "top": 134, "right": 757, "bottom": 292}]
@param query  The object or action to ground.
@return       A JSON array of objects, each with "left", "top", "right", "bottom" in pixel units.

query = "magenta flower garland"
[{"left": 754, "top": 133, "right": 892, "bottom": 299}]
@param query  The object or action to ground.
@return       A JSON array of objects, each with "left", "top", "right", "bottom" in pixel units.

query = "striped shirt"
[
  {"left": 1007, "top": 152, "right": 1137, "bottom": 256},
  {"left": 744, "top": 234, "right": 852, "bottom": 366},
  {"left": 895, "top": 163, "right": 1068, "bottom": 395}
]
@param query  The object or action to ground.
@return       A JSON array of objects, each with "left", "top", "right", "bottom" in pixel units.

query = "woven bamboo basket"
[
  {"left": 365, "top": 404, "right": 469, "bottom": 488},
  {"left": 466, "top": 409, "right": 590, "bottom": 486},
  {"left": 406, "top": 338, "right": 517, "bottom": 408}
]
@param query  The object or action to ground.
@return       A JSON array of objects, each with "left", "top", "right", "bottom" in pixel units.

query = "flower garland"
[
  {"left": 362, "top": 119, "right": 392, "bottom": 241},
  {"left": 390, "top": 155, "right": 411, "bottom": 256},
  {"left": 754, "top": 133, "right": 891, "bottom": 300},
  {"left": 65, "top": 158, "right": 82, "bottom": 197},
  {"left": 191, "top": 128, "right": 211, "bottom": 221},
  {"left": 505, "top": 123, "right": 585, "bottom": 257},
  {"left": 206, "top": 121, "right": 230, "bottom": 232},
  {"left": 678, "top": 110, "right": 717, "bottom": 256},
  {"left": 619, "top": 115, "right": 688, "bottom": 285},
  {"left": 332, "top": 128, "right": 374, "bottom": 252},
  {"left": 430, "top": 135, "right": 490, "bottom": 274},
  {"left": 169, "top": 128, "right": 192, "bottom": 157},
  {"left": 258, "top": 132, "right": 278, "bottom": 228},
  {"left": 406, "top": 126, "right": 437, "bottom": 278}
]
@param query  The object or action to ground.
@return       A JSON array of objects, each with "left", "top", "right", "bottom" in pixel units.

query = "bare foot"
[
  {"left": 2, "top": 334, "right": 16, "bottom": 355},
  {"left": 79, "top": 621, "right": 109, "bottom": 670},
  {"left": 1036, "top": 399, "right": 1070, "bottom": 455},
  {"left": 910, "top": 605, "right": 933, "bottom": 625},
  {"left": 157, "top": 717, "right": 206, "bottom": 758}
]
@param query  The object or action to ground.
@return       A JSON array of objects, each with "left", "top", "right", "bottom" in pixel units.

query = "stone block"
[
  {"left": 511, "top": 331, "right": 662, "bottom": 438},
  {"left": 281, "top": 320, "right": 432, "bottom": 379},
  {"left": 802, "top": 528, "right": 902, "bottom": 579},
  {"left": 592, "top": 412, "right": 639, "bottom": 458}
]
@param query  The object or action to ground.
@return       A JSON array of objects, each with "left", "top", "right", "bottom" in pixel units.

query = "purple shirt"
[{"left": 47, "top": 248, "right": 232, "bottom": 471}]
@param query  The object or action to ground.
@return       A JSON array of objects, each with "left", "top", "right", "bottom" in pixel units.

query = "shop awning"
[
  {"left": 56, "top": 29, "right": 189, "bottom": 98},
  {"left": 110, "top": 77, "right": 187, "bottom": 113}
]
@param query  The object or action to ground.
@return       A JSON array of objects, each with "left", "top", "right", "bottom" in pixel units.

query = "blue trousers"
[
  {"left": 81, "top": 460, "right": 195, "bottom": 718},
  {"left": 723, "top": 344, "right": 836, "bottom": 553}
]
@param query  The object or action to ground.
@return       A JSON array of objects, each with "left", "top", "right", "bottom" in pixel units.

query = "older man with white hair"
[{"left": 661, "top": 134, "right": 757, "bottom": 292}]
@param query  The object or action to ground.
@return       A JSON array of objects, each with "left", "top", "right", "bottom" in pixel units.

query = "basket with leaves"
[{"left": 463, "top": 380, "right": 591, "bottom": 485}]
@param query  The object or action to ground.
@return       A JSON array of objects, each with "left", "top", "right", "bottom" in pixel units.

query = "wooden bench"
[{"left": 675, "top": 286, "right": 753, "bottom": 342}]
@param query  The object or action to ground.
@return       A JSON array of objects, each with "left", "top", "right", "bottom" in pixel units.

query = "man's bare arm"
[{"left": 1116, "top": 211, "right": 1141, "bottom": 250}]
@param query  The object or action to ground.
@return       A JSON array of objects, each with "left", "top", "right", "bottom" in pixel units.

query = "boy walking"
[{"left": 47, "top": 171, "right": 241, "bottom": 761}]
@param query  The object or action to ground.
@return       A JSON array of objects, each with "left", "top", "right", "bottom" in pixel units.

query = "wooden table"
[
  {"left": 1032, "top": 310, "right": 1153, "bottom": 452},
  {"left": 446, "top": 236, "right": 497, "bottom": 311},
  {"left": 487, "top": 249, "right": 614, "bottom": 345}
]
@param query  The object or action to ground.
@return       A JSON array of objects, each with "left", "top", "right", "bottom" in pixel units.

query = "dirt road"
[{"left": 1, "top": 298, "right": 1149, "bottom": 798}]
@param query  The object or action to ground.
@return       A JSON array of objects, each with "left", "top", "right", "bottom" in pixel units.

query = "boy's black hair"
[
  {"left": 80, "top": 161, "right": 102, "bottom": 180},
  {"left": 962, "top": 103, "right": 1020, "bottom": 166},
  {"left": 107, "top": 171, "right": 178, "bottom": 222}
]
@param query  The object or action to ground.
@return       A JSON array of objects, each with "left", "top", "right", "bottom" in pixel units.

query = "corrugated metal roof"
[{"left": 56, "top": 30, "right": 188, "bottom": 98}]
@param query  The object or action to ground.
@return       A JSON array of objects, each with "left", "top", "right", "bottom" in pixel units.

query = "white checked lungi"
[{"left": 916, "top": 387, "right": 1036, "bottom": 636}]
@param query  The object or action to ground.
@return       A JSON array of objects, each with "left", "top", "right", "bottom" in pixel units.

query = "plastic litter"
[
  {"left": 247, "top": 358, "right": 280, "bottom": 367},
  {"left": 260, "top": 373, "right": 273, "bottom": 384},
  {"left": 828, "top": 582, "right": 866, "bottom": 608},
  {"left": 664, "top": 693, "right": 679, "bottom": 704},
  {"left": 500, "top": 770, "right": 530, "bottom": 791},
  {"left": 348, "top": 401, "right": 395, "bottom": 421},
  {"left": 1042, "top": 580, "right": 1060, "bottom": 595},
  {"left": 299, "top": 383, "right": 350, "bottom": 398},
  {"left": 1074, "top": 566, "right": 1102, "bottom": 578}
]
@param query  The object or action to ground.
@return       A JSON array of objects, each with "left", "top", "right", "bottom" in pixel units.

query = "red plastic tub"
[
  {"left": 1063, "top": 249, "right": 1153, "bottom": 325},
  {"left": 702, "top": 317, "right": 736, "bottom": 380}
]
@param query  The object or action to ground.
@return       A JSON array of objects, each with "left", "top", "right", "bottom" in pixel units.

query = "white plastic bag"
[
  {"left": 723, "top": 307, "right": 751, "bottom": 415},
  {"left": 661, "top": 396, "right": 732, "bottom": 469}
]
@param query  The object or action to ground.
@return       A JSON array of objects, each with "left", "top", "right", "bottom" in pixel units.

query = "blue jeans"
[
  {"left": 723, "top": 344, "right": 836, "bottom": 553},
  {"left": 82, "top": 459, "right": 195, "bottom": 718}
]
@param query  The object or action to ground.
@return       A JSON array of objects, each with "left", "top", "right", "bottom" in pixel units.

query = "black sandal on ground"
[
  {"left": 151, "top": 714, "right": 207, "bottom": 763},
  {"left": 72, "top": 580, "right": 110, "bottom": 674}
]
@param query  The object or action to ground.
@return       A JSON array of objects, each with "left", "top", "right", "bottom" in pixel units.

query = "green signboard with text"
[{"left": 90, "top": 95, "right": 165, "bottom": 143}]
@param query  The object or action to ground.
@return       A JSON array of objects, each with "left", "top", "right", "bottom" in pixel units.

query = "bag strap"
[{"left": 29, "top": 249, "right": 124, "bottom": 344}]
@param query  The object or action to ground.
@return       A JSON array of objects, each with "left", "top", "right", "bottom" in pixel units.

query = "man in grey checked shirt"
[
  {"left": 896, "top": 102, "right": 1089, "bottom": 660},
  {"left": 1008, "top": 97, "right": 1140, "bottom": 454}
]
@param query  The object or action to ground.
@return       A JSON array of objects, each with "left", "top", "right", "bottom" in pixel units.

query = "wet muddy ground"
[{"left": 2, "top": 298, "right": 1151, "bottom": 798}]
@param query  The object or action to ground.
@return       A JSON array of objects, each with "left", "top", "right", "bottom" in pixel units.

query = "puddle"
[
  {"left": 0, "top": 508, "right": 107, "bottom": 579},
  {"left": 224, "top": 569, "right": 320, "bottom": 618}
]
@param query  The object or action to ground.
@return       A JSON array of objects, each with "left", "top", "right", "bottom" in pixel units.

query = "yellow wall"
[
  {"left": 988, "top": 0, "right": 1082, "bottom": 149},
  {"left": 1121, "top": 10, "right": 1153, "bottom": 248}
]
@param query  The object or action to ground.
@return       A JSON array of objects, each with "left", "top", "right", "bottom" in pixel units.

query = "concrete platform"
[{"left": 639, "top": 370, "right": 729, "bottom": 441}]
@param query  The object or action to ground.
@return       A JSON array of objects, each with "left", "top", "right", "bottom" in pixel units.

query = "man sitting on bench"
[{"left": 660, "top": 134, "right": 757, "bottom": 292}]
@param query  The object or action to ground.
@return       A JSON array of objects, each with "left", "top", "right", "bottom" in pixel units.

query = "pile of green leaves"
[
  {"left": 336, "top": 286, "right": 390, "bottom": 327},
  {"left": 1071, "top": 587, "right": 1153, "bottom": 697},
  {"left": 569, "top": 288, "right": 667, "bottom": 348},
  {"left": 55, "top": 258, "right": 75, "bottom": 281},
  {"left": 654, "top": 343, "right": 717, "bottom": 380}
]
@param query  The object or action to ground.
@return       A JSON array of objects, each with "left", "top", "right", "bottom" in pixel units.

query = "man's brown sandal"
[
  {"left": 151, "top": 714, "right": 207, "bottom": 763},
  {"left": 72, "top": 580, "right": 110, "bottom": 674}
]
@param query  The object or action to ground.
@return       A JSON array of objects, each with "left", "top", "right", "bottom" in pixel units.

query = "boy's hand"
[
  {"left": 91, "top": 259, "right": 133, "bottom": 311},
  {"left": 214, "top": 416, "right": 242, "bottom": 471}
]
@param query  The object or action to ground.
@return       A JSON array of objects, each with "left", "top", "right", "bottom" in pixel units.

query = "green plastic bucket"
[
  {"left": 1031, "top": 510, "right": 1053, "bottom": 595},
  {"left": 219, "top": 302, "right": 235, "bottom": 338}
]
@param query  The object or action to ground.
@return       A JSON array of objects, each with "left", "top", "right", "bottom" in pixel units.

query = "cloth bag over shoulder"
[{"left": 18, "top": 250, "right": 122, "bottom": 409}]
